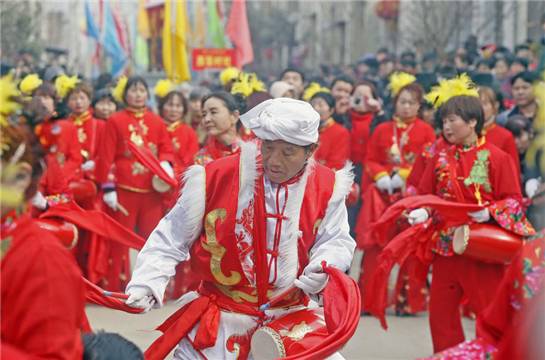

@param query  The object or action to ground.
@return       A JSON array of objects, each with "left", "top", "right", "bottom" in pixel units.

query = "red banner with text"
[{"left": 192, "top": 49, "right": 236, "bottom": 70}]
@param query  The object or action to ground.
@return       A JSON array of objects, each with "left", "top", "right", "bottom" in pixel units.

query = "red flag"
[
  {"left": 128, "top": 141, "right": 177, "bottom": 188},
  {"left": 83, "top": 277, "right": 144, "bottom": 314},
  {"left": 225, "top": 0, "right": 254, "bottom": 69}
]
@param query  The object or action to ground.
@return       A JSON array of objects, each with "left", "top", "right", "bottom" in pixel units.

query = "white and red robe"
[{"left": 127, "top": 141, "right": 356, "bottom": 359}]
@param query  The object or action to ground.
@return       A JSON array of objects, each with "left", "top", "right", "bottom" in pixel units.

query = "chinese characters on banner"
[{"left": 192, "top": 49, "right": 236, "bottom": 70}]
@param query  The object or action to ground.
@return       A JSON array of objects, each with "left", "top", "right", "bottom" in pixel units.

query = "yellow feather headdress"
[
  {"left": 55, "top": 74, "right": 81, "bottom": 100},
  {"left": 1, "top": 73, "right": 23, "bottom": 123},
  {"left": 387, "top": 72, "right": 416, "bottom": 97},
  {"left": 302, "top": 82, "right": 330, "bottom": 101},
  {"left": 154, "top": 79, "right": 176, "bottom": 99},
  {"left": 231, "top": 72, "right": 266, "bottom": 98},
  {"left": 112, "top": 76, "right": 128, "bottom": 104},
  {"left": 19, "top": 74, "right": 43, "bottom": 95},
  {"left": 424, "top": 73, "right": 479, "bottom": 108},
  {"left": 220, "top": 67, "right": 241, "bottom": 86},
  {"left": 525, "top": 71, "right": 545, "bottom": 170}
]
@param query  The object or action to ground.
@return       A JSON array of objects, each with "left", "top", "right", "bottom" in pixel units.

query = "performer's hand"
[
  {"left": 160, "top": 161, "right": 175, "bottom": 178},
  {"left": 294, "top": 262, "right": 329, "bottom": 295},
  {"left": 408, "top": 208, "right": 429, "bottom": 225},
  {"left": 525, "top": 178, "right": 540, "bottom": 198},
  {"left": 390, "top": 173, "right": 404, "bottom": 190},
  {"left": 468, "top": 208, "right": 490, "bottom": 223},
  {"left": 126, "top": 287, "right": 156, "bottom": 313},
  {"left": 30, "top": 191, "right": 48, "bottom": 210},
  {"left": 376, "top": 175, "right": 393, "bottom": 195},
  {"left": 103, "top": 191, "right": 118, "bottom": 211},
  {"left": 81, "top": 160, "right": 96, "bottom": 172}
]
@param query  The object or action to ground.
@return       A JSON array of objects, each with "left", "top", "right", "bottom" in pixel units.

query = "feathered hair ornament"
[
  {"left": 19, "top": 74, "right": 43, "bottom": 95},
  {"left": 302, "top": 82, "right": 330, "bottom": 101},
  {"left": 424, "top": 73, "right": 479, "bottom": 108},
  {"left": 386, "top": 72, "right": 416, "bottom": 97},
  {"left": 220, "top": 67, "right": 241, "bottom": 86},
  {"left": 154, "top": 79, "right": 176, "bottom": 99},
  {"left": 231, "top": 72, "right": 266, "bottom": 98},
  {"left": 112, "top": 76, "right": 128, "bottom": 103},
  {"left": 525, "top": 72, "right": 545, "bottom": 170},
  {"left": 1, "top": 73, "right": 23, "bottom": 123},
  {"left": 55, "top": 74, "right": 81, "bottom": 100}
]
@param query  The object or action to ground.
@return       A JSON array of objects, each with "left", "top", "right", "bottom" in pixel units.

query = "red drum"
[
  {"left": 35, "top": 218, "right": 78, "bottom": 250},
  {"left": 69, "top": 179, "right": 97, "bottom": 205},
  {"left": 250, "top": 308, "right": 329, "bottom": 360},
  {"left": 453, "top": 224, "right": 523, "bottom": 264}
]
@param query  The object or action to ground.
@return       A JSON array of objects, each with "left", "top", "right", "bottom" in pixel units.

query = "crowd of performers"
[{"left": 1, "top": 58, "right": 545, "bottom": 359}]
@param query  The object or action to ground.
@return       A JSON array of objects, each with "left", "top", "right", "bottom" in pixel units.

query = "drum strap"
[{"left": 447, "top": 153, "right": 466, "bottom": 204}]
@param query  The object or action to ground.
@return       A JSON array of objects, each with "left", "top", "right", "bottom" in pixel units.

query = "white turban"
[{"left": 239, "top": 98, "right": 320, "bottom": 146}]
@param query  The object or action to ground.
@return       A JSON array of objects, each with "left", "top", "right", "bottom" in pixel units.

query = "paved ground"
[
  {"left": 86, "top": 304, "right": 475, "bottom": 359},
  {"left": 87, "top": 250, "right": 475, "bottom": 359}
]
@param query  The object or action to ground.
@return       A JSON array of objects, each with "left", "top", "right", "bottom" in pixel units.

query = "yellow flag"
[
  {"left": 191, "top": 0, "right": 206, "bottom": 48},
  {"left": 162, "top": 0, "right": 191, "bottom": 83},
  {"left": 138, "top": 0, "right": 151, "bottom": 39}
]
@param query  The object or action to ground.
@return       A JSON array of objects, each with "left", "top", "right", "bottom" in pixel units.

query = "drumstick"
[
  {"left": 116, "top": 203, "right": 129, "bottom": 217},
  {"left": 259, "top": 286, "right": 298, "bottom": 311},
  {"left": 103, "top": 291, "right": 130, "bottom": 300}
]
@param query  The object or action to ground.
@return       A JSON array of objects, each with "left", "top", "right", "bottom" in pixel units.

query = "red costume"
[
  {"left": 51, "top": 119, "right": 83, "bottom": 182},
  {"left": 356, "top": 117, "right": 436, "bottom": 314},
  {"left": 419, "top": 231, "right": 545, "bottom": 359},
  {"left": 417, "top": 137, "right": 529, "bottom": 352},
  {"left": 95, "top": 108, "right": 174, "bottom": 292},
  {"left": 165, "top": 135, "right": 241, "bottom": 300},
  {"left": 482, "top": 121, "right": 521, "bottom": 175},
  {"left": 167, "top": 120, "right": 200, "bottom": 173},
  {"left": 67, "top": 110, "right": 106, "bottom": 181},
  {"left": 1, "top": 211, "right": 85, "bottom": 360},
  {"left": 315, "top": 118, "right": 351, "bottom": 171},
  {"left": 349, "top": 111, "right": 374, "bottom": 191}
]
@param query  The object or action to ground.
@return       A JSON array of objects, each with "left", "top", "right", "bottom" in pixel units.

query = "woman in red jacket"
[
  {"left": 479, "top": 86, "right": 521, "bottom": 174},
  {"left": 410, "top": 92, "right": 533, "bottom": 352},
  {"left": 356, "top": 79, "right": 436, "bottom": 315},
  {"left": 95, "top": 76, "right": 175, "bottom": 292}
]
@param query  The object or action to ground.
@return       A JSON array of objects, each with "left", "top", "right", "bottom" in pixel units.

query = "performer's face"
[
  {"left": 395, "top": 89, "right": 420, "bottom": 121},
  {"left": 94, "top": 99, "right": 117, "bottom": 120},
  {"left": 442, "top": 114, "right": 477, "bottom": 145},
  {"left": 67, "top": 91, "right": 91, "bottom": 116},
  {"left": 125, "top": 82, "right": 148, "bottom": 109},
  {"left": 201, "top": 97, "right": 238, "bottom": 137},
  {"left": 162, "top": 94, "right": 185, "bottom": 123},
  {"left": 310, "top": 97, "right": 334, "bottom": 123},
  {"left": 261, "top": 140, "right": 317, "bottom": 184}
]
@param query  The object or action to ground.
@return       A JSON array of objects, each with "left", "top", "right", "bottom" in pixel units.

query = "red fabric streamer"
[
  {"left": 128, "top": 141, "right": 176, "bottom": 188},
  {"left": 40, "top": 200, "right": 146, "bottom": 251},
  {"left": 83, "top": 278, "right": 143, "bottom": 314},
  {"left": 364, "top": 195, "right": 485, "bottom": 329},
  {"left": 281, "top": 266, "right": 361, "bottom": 360}
]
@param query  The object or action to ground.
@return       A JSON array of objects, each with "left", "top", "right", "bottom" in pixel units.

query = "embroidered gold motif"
[
  {"left": 131, "top": 161, "right": 149, "bottom": 176},
  {"left": 203, "top": 209, "right": 242, "bottom": 285},
  {"left": 313, "top": 219, "right": 322, "bottom": 235},
  {"left": 56, "top": 152, "right": 66, "bottom": 167},
  {"left": 148, "top": 142, "right": 158, "bottom": 157},
  {"left": 172, "top": 138, "right": 180, "bottom": 151},
  {"left": 129, "top": 125, "right": 144, "bottom": 146},
  {"left": 215, "top": 283, "right": 258, "bottom": 303},
  {"left": 1, "top": 237, "right": 12, "bottom": 259},
  {"left": 279, "top": 321, "right": 314, "bottom": 341},
  {"left": 139, "top": 119, "right": 149, "bottom": 135},
  {"left": 78, "top": 127, "right": 87, "bottom": 144}
]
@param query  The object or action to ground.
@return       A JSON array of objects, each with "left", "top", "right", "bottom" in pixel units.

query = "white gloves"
[
  {"left": 376, "top": 175, "right": 393, "bottom": 195},
  {"left": 469, "top": 208, "right": 490, "bottom": 223},
  {"left": 103, "top": 191, "right": 118, "bottom": 211},
  {"left": 81, "top": 160, "right": 96, "bottom": 172},
  {"left": 293, "top": 262, "right": 329, "bottom": 295},
  {"left": 160, "top": 161, "right": 174, "bottom": 178},
  {"left": 408, "top": 208, "right": 429, "bottom": 225},
  {"left": 31, "top": 191, "right": 48, "bottom": 210},
  {"left": 126, "top": 287, "right": 156, "bottom": 313},
  {"left": 525, "top": 178, "right": 541, "bottom": 199},
  {"left": 391, "top": 173, "right": 405, "bottom": 190}
]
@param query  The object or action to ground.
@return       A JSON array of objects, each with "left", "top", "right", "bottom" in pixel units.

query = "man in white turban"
[{"left": 124, "top": 98, "right": 356, "bottom": 359}]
